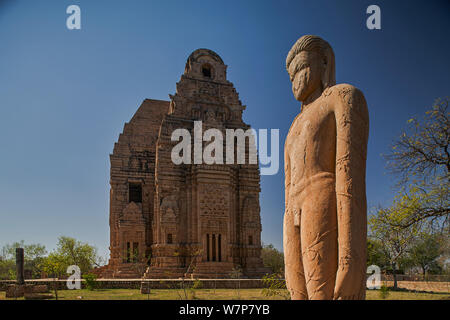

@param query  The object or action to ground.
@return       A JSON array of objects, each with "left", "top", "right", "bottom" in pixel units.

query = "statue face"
[{"left": 288, "top": 51, "right": 322, "bottom": 102}]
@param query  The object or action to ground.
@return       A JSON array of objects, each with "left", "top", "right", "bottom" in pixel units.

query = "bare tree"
[{"left": 384, "top": 97, "right": 449, "bottom": 229}]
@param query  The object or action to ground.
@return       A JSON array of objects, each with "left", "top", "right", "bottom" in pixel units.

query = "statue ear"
[{"left": 321, "top": 56, "right": 330, "bottom": 89}]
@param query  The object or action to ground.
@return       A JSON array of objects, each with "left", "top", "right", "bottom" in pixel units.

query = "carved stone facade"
[{"left": 102, "top": 49, "right": 268, "bottom": 278}]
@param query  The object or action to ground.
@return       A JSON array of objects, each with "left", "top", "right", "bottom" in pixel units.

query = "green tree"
[
  {"left": 3, "top": 241, "right": 47, "bottom": 262},
  {"left": 0, "top": 241, "right": 47, "bottom": 279},
  {"left": 406, "top": 233, "right": 443, "bottom": 275},
  {"left": 369, "top": 206, "right": 418, "bottom": 289},
  {"left": 367, "top": 238, "right": 389, "bottom": 269},
  {"left": 40, "top": 252, "right": 68, "bottom": 300},
  {"left": 40, "top": 252, "right": 67, "bottom": 278},
  {"left": 54, "top": 236, "right": 103, "bottom": 274},
  {"left": 260, "top": 243, "right": 284, "bottom": 275},
  {"left": 384, "top": 98, "right": 449, "bottom": 230},
  {"left": 0, "top": 258, "right": 15, "bottom": 280},
  {"left": 436, "top": 231, "right": 450, "bottom": 274}
]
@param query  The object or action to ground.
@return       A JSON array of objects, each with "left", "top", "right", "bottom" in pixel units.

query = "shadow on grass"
[{"left": 385, "top": 286, "right": 450, "bottom": 295}]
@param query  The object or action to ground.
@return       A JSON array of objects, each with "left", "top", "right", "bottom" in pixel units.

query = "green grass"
[{"left": 1, "top": 288, "right": 449, "bottom": 300}]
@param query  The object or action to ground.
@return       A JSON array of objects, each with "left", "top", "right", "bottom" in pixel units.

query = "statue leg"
[
  {"left": 300, "top": 182, "right": 338, "bottom": 300},
  {"left": 283, "top": 208, "right": 308, "bottom": 299}
]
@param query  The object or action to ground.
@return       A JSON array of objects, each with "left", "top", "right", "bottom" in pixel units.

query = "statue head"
[{"left": 286, "top": 35, "right": 335, "bottom": 103}]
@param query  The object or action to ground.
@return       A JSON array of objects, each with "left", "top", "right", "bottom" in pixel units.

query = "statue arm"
[
  {"left": 285, "top": 146, "right": 291, "bottom": 209},
  {"left": 333, "top": 85, "right": 369, "bottom": 299}
]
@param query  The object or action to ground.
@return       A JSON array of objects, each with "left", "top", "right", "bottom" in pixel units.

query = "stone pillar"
[
  {"left": 210, "top": 234, "right": 214, "bottom": 262},
  {"left": 205, "top": 234, "right": 209, "bottom": 262},
  {"left": 16, "top": 248, "right": 25, "bottom": 285},
  {"left": 208, "top": 234, "right": 212, "bottom": 262},
  {"left": 217, "top": 234, "right": 221, "bottom": 262}
]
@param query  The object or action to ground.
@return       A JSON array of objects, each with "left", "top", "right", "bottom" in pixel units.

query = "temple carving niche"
[{"left": 102, "top": 49, "right": 268, "bottom": 278}]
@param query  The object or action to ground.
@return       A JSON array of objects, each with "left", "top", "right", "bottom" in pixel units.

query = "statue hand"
[{"left": 333, "top": 258, "right": 365, "bottom": 300}]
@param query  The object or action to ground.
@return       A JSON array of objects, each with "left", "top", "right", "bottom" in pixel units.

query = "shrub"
[
  {"left": 82, "top": 273, "right": 97, "bottom": 291},
  {"left": 192, "top": 279, "right": 202, "bottom": 290},
  {"left": 379, "top": 284, "right": 389, "bottom": 299},
  {"left": 261, "top": 273, "right": 290, "bottom": 300}
]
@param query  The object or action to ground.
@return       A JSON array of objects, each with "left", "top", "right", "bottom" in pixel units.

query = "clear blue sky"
[{"left": 0, "top": 0, "right": 449, "bottom": 260}]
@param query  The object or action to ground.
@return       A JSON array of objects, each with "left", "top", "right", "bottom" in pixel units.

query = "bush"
[
  {"left": 379, "top": 284, "right": 389, "bottom": 299},
  {"left": 261, "top": 273, "right": 290, "bottom": 300},
  {"left": 192, "top": 279, "right": 202, "bottom": 290},
  {"left": 82, "top": 273, "right": 97, "bottom": 291}
]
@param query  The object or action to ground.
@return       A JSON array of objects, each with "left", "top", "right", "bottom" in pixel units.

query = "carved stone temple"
[{"left": 99, "top": 49, "right": 268, "bottom": 279}]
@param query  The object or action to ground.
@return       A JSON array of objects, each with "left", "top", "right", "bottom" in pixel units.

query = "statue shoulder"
[
  {"left": 324, "top": 83, "right": 365, "bottom": 102},
  {"left": 326, "top": 84, "right": 368, "bottom": 121}
]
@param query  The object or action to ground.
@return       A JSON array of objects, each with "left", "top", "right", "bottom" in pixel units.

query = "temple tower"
[{"left": 105, "top": 49, "right": 268, "bottom": 278}]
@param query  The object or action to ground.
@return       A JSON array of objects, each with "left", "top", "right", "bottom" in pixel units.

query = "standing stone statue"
[{"left": 283, "top": 35, "right": 369, "bottom": 300}]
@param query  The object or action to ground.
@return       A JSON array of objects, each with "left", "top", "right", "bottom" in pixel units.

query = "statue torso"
[{"left": 285, "top": 90, "right": 337, "bottom": 201}]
